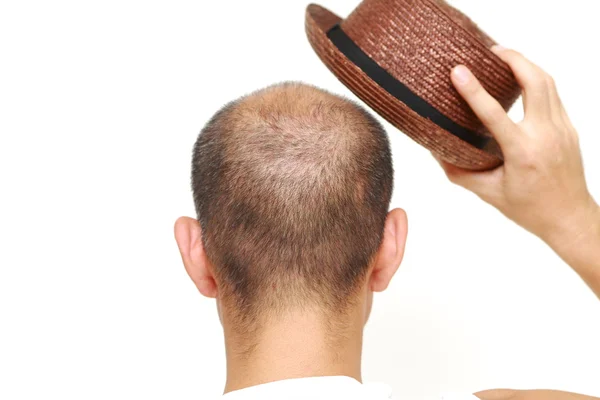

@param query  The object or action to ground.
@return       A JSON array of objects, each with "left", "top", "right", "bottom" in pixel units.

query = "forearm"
[{"left": 545, "top": 199, "right": 600, "bottom": 299}]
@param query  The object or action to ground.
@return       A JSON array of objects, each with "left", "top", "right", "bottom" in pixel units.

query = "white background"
[{"left": 1, "top": 1, "right": 599, "bottom": 399}]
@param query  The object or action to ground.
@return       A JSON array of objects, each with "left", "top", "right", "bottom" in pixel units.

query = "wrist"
[{"left": 543, "top": 196, "right": 600, "bottom": 261}]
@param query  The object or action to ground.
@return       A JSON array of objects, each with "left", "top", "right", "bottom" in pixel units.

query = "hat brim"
[{"left": 305, "top": 3, "right": 502, "bottom": 171}]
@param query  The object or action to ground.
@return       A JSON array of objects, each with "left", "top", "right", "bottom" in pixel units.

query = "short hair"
[{"left": 192, "top": 82, "right": 393, "bottom": 326}]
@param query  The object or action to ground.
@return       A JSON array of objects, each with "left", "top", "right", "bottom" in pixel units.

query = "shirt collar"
[{"left": 222, "top": 375, "right": 392, "bottom": 399}]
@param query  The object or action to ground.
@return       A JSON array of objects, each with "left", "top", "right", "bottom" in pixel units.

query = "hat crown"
[{"left": 339, "top": 0, "right": 518, "bottom": 132}]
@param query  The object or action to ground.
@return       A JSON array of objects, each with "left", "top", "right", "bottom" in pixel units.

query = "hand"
[
  {"left": 475, "top": 389, "right": 600, "bottom": 400},
  {"left": 438, "top": 46, "right": 599, "bottom": 250}
]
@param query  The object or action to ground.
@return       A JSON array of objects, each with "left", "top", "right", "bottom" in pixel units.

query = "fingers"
[
  {"left": 474, "top": 389, "right": 521, "bottom": 400},
  {"left": 451, "top": 65, "right": 518, "bottom": 151},
  {"left": 491, "top": 46, "right": 562, "bottom": 119}
]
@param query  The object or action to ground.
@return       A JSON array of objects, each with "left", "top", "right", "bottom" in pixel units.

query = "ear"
[
  {"left": 369, "top": 208, "right": 408, "bottom": 292},
  {"left": 174, "top": 217, "right": 218, "bottom": 298}
]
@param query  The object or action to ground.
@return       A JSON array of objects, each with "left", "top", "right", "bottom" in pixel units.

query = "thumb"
[{"left": 434, "top": 156, "right": 499, "bottom": 197}]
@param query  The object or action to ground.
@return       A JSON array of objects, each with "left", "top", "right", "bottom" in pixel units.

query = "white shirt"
[{"left": 220, "top": 376, "right": 480, "bottom": 400}]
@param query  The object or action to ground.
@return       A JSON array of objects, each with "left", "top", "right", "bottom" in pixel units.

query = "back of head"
[{"left": 192, "top": 82, "right": 393, "bottom": 326}]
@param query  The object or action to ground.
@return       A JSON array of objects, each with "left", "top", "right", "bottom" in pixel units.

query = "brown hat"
[{"left": 305, "top": 0, "right": 522, "bottom": 170}]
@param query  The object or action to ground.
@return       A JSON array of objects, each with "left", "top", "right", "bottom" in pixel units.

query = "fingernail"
[
  {"left": 452, "top": 65, "right": 471, "bottom": 85},
  {"left": 491, "top": 45, "right": 506, "bottom": 53}
]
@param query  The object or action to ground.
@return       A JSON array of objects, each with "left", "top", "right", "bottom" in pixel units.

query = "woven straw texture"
[{"left": 306, "top": 0, "right": 522, "bottom": 170}]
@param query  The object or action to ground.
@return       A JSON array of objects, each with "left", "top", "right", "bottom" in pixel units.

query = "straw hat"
[{"left": 305, "top": 0, "right": 522, "bottom": 170}]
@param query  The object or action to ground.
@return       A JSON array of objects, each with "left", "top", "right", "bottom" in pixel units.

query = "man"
[{"left": 175, "top": 47, "right": 600, "bottom": 399}]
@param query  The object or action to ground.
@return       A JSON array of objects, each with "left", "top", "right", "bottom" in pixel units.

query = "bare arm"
[
  {"left": 475, "top": 389, "right": 600, "bottom": 400},
  {"left": 438, "top": 46, "right": 600, "bottom": 299},
  {"left": 438, "top": 46, "right": 600, "bottom": 400},
  {"left": 549, "top": 206, "right": 600, "bottom": 298}
]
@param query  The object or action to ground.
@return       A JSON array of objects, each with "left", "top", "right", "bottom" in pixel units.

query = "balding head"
[{"left": 191, "top": 82, "right": 393, "bottom": 326}]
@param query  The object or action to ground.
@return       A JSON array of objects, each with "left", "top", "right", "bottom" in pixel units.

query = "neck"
[{"left": 222, "top": 310, "right": 364, "bottom": 394}]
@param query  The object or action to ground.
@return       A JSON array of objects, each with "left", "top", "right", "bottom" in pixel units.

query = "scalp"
[
  {"left": 192, "top": 82, "right": 393, "bottom": 326},
  {"left": 218, "top": 83, "right": 380, "bottom": 220}
]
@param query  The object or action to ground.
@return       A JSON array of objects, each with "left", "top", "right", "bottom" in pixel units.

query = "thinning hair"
[{"left": 192, "top": 82, "right": 393, "bottom": 327}]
